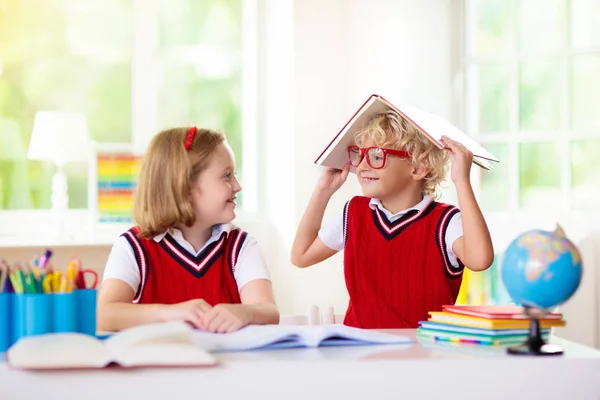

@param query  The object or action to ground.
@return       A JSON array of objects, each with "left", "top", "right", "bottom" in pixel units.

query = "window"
[
  {"left": 463, "top": 0, "right": 600, "bottom": 212},
  {"left": 460, "top": 0, "right": 600, "bottom": 306},
  {"left": 0, "top": 0, "right": 249, "bottom": 213}
]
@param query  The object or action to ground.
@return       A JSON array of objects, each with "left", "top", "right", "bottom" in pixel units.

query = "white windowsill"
[{"left": 0, "top": 209, "right": 263, "bottom": 248}]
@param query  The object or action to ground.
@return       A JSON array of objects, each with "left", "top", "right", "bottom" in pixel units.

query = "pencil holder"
[
  {"left": 76, "top": 289, "right": 97, "bottom": 336},
  {"left": 12, "top": 293, "right": 53, "bottom": 343},
  {"left": 0, "top": 293, "right": 13, "bottom": 352},
  {"left": 52, "top": 292, "right": 78, "bottom": 333}
]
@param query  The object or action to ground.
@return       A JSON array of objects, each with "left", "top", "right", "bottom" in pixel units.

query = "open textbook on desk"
[
  {"left": 192, "top": 324, "right": 413, "bottom": 351},
  {"left": 7, "top": 322, "right": 216, "bottom": 370}
]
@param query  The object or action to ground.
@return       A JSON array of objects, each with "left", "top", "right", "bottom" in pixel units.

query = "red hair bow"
[{"left": 184, "top": 126, "right": 197, "bottom": 151}]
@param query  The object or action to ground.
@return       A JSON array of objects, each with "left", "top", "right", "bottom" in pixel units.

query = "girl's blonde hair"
[
  {"left": 355, "top": 111, "right": 449, "bottom": 198},
  {"left": 133, "top": 127, "right": 225, "bottom": 239}
]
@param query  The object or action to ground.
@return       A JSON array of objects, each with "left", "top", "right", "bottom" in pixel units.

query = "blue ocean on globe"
[{"left": 501, "top": 227, "right": 583, "bottom": 310}]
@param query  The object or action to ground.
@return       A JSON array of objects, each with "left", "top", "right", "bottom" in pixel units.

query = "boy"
[{"left": 291, "top": 110, "right": 494, "bottom": 328}]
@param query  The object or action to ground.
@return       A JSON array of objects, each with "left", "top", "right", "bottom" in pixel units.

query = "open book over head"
[
  {"left": 315, "top": 94, "right": 499, "bottom": 171},
  {"left": 7, "top": 321, "right": 217, "bottom": 370},
  {"left": 192, "top": 324, "right": 413, "bottom": 351}
]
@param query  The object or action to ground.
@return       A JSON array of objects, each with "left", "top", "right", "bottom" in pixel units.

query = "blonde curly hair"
[{"left": 355, "top": 111, "right": 449, "bottom": 198}]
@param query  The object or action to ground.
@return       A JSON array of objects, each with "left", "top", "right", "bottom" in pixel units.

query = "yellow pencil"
[
  {"left": 58, "top": 275, "right": 68, "bottom": 293},
  {"left": 42, "top": 274, "right": 53, "bottom": 294}
]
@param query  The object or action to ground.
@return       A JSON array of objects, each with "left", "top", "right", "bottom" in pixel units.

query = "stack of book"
[{"left": 417, "top": 305, "right": 566, "bottom": 346}]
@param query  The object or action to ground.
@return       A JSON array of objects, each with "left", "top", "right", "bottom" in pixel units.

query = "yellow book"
[{"left": 428, "top": 312, "right": 565, "bottom": 330}]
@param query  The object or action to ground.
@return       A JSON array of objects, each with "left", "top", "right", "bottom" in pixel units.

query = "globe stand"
[{"left": 507, "top": 308, "right": 563, "bottom": 356}]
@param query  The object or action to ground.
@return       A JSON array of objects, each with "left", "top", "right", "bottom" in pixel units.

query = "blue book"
[{"left": 192, "top": 324, "right": 413, "bottom": 352}]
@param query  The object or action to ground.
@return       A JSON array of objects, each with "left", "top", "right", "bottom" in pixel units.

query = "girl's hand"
[
  {"left": 317, "top": 164, "right": 350, "bottom": 194},
  {"left": 199, "top": 304, "right": 252, "bottom": 333},
  {"left": 441, "top": 135, "right": 473, "bottom": 186},
  {"left": 162, "top": 299, "right": 213, "bottom": 328}
]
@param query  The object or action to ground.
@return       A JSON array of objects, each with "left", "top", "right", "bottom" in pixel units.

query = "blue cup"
[
  {"left": 52, "top": 292, "right": 78, "bottom": 333},
  {"left": 12, "top": 294, "right": 53, "bottom": 342},
  {"left": 0, "top": 293, "right": 13, "bottom": 352},
  {"left": 76, "top": 289, "right": 97, "bottom": 336}
]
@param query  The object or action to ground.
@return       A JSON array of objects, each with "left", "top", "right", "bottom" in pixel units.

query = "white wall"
[
  {"left": 255, "top": 0, "right": 599, "bottom": 350},
  {"left": 257, "top": 0, "right": 459, "bottom": 315}
]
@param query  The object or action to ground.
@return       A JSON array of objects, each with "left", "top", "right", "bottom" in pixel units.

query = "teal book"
[
  {"left": 417, "top": 326, "right": 550, "bottom": 346},
  {"left": 418, "top": 321, "right": 551, "bottom": 336}
]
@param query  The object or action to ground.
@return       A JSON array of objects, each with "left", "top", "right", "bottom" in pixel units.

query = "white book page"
[
  {"left": 192, "top": 325, "right": 412, "bottom": 351},
  {"left": 385, "top": 100, "right": 500, "bottom": 163},
  {"left": 192, "top": 325, "right": 303, "bottom": 351},
  {"left": 316, "top": 96, "right": 384, "bottom": 170},
  {"left": 112, "top": 342, "right": 217, "bottom": 367},
  {"left": 8, "top": 333, "right": 110, "bottom": 369},
  {"left": 104, "top": 321, "right": 192, "bottom": 350},
  {"left": 314, "top": 325, "right": 413, "bottom": 345}
]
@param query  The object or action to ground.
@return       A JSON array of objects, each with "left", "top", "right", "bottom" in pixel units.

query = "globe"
[{"left": 501, "top": 225, "right": 583, "bottom": 311}]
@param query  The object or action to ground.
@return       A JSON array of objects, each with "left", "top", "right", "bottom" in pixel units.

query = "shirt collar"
[
  {"left": 368, "top": 195, "right": 433, "bottom": 218},
  {"left": 153, "top": 224, "right": 228, "bottom": 243}
]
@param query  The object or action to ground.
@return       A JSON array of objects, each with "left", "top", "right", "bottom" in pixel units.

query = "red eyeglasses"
[{"left": 347, "top": 146, "right": 411, "bottom": 169}]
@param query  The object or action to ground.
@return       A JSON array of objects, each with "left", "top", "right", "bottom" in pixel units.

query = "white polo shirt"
[
  {"left": 318, "top": 196, "right": 463, "bottom": 267},
  {"left": 102, "top": 223, "right": 271, "bottom": 292}
]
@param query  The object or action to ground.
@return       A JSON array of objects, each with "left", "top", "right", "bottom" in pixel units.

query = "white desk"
[{"left": 1, "top": 330, "right": 600, "bottom": 400}]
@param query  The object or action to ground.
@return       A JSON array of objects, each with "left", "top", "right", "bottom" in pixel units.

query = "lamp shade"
[{"left": 28, "top": 111, "right": 91, "bottom": 164}]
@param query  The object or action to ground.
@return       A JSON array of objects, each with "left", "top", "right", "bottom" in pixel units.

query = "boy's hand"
[
  {"left": 199, "top": 304, "right": 252, "bottom": 333},
  {"left": 441, "top": 135, "right": 473, "bottom": 186},
  {"left": 162, "top": 299, "right": 213, "bottom": 328},
  {"left": 317, "top": 164, "right": 350, "bottom": 194}
]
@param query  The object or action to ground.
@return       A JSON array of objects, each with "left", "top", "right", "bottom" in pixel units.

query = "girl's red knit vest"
[
  {"left": 121, "top": 227, "right": 244, "bottom": 305},
  {"left": 343, "top": 196, "right": 464, "bottom": 329}
]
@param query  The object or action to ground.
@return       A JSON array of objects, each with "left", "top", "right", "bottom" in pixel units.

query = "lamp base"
[{"left": 51, "top": 165, "right": 69, "bottom": 242}]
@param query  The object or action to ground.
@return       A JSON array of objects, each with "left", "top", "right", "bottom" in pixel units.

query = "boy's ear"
[{"left": 411, "top": 165, "right": 429, "bottom": 181}]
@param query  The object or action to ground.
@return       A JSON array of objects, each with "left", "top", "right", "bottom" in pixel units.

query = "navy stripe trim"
[
  {"left": 227, "top": 230, "right": 248, "bottom": 278},
  {"left": 342, "top": 201, "right": 350, "bottom": 245},
  {"left": 372, "top": 201, "right": 437, "bottom": 241},
  {"left": 121, "top": 228, "right": 149, "bottom": 302},
  {"left": 434, "top": 206, "right": 465, "bottom": 279},
  {"left": 159, "top": 232, "right": 226, "bottom": 278},
  {"left": 233, "top": 231, "right": 248, "bottom": 264}
]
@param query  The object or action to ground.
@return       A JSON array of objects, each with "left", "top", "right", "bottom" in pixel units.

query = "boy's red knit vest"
[
  {"left": 343, "top": 196, "right": 464, "bottom": 329},
  {"left": 121, "top": 227, "right": 244, "bottom": 305}
]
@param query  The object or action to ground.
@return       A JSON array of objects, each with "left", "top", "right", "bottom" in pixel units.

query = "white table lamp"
[{"left": 27, "top": 111, "right": 91, "bottom": 238}]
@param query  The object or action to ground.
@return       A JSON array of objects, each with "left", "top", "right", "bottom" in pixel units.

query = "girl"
[{"left": 98, "top": 127, "right": 279, "bottom": 333}]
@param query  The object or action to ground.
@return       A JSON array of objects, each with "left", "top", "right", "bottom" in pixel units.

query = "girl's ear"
[{"left": 411, "top": 165, "right": 429, "bottom": 181}]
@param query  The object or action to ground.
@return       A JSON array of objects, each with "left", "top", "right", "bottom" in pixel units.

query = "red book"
[{"left": 442, "top": 305, "right": 563, "bottom": 320}]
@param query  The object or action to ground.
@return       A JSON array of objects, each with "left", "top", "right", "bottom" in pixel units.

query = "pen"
[{"left": 39, "top": 249, "right": 53, "bottom": 269}]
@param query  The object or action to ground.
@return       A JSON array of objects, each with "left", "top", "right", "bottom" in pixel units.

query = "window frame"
[
  {"left": 460, "top": 0, "right": 600, "bottom": 250},
  {"left": 0, "top": 0, "right": 260, "bottom": 246}
]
